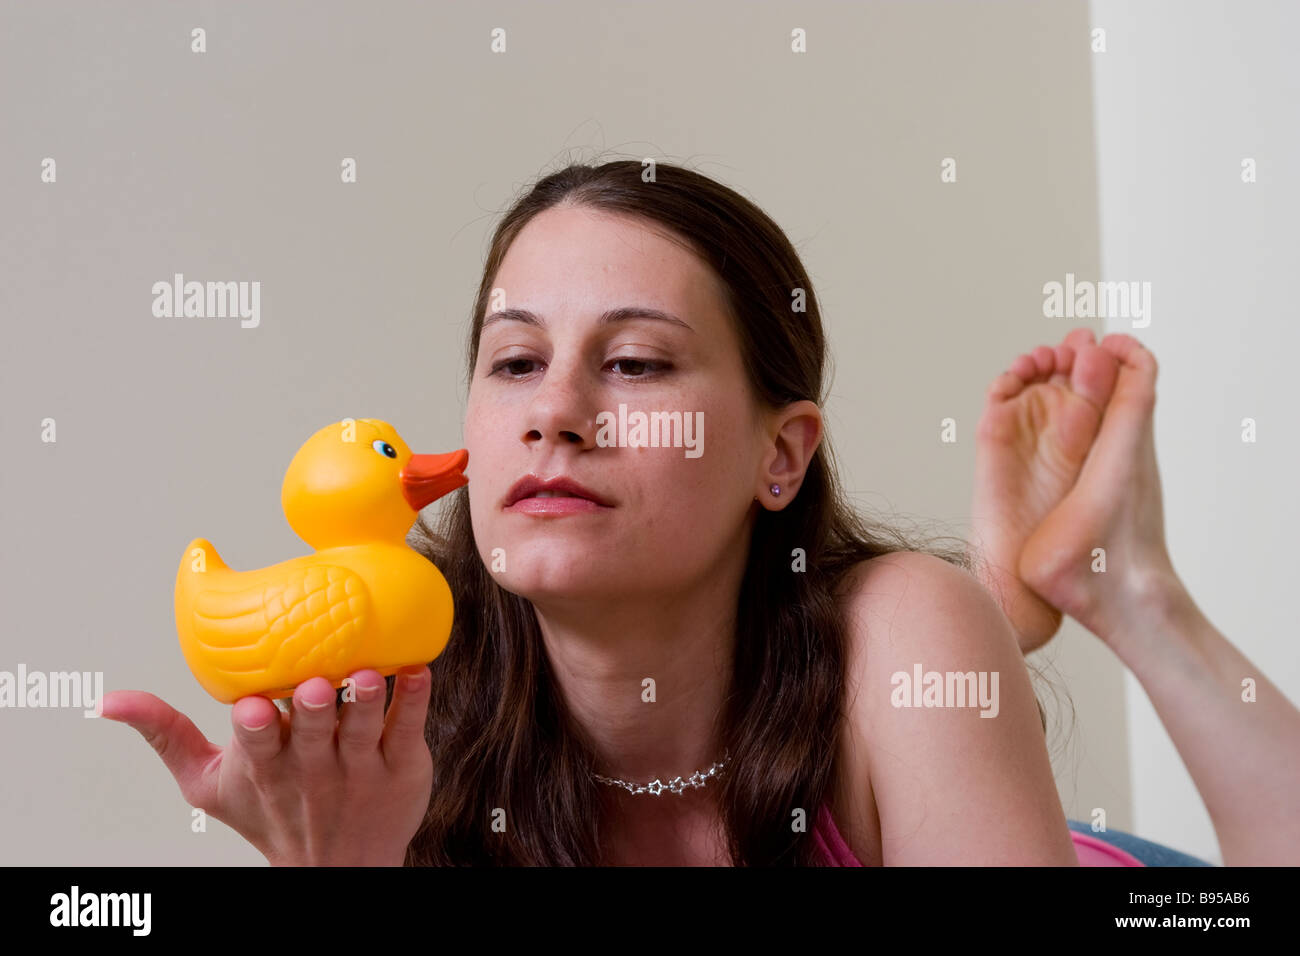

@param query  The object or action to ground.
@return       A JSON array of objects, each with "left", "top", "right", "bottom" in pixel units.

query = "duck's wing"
[{"left": 188, "top": 565, "right": 371, "bottom": 684}]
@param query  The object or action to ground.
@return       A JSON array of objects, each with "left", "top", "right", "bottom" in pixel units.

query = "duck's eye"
[{"left": 372, "top": 440, "right": 398, "bottom": 459}]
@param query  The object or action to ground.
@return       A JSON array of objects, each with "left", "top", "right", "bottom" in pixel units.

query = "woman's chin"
[
  {"left": 495, "top": 572, "right": 619, "bottom": 604},
  {"left": 489, "top": 561, "right": 655, "bottom": 606},
  {"left": 478, "top": 538, "right": 692, "bottom": 604}
]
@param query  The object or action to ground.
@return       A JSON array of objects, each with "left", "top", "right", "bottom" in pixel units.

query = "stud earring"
[{"left": 770, "top": 483, "right": 781, "bottom": 497}]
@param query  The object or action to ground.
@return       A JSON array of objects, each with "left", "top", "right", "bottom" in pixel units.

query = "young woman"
[{"left": 103, "top": 161, "right": 1300, "bottom": 866}]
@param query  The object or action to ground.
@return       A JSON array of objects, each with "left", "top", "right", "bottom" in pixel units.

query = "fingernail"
[
  {"left": 240, "top": 718, "right": 273, "bottom": 731},
  {"left": 299, "top": 697, "right": 332, "bottom": 711},
  {"left": 399, "top": 670, "right": 426, "bottom": 689}
]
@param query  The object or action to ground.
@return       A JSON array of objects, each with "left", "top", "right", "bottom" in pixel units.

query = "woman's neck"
[
  {"left": 530, "top": 578, "right": 739, "bottom": 787},
  {"left": 596, "top": 781, "right": 731, "bottom": 865}
]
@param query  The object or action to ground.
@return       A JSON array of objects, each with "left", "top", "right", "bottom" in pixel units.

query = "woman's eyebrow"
[{"left": 481, "top": 306, "right": 695, "bottom": 333}]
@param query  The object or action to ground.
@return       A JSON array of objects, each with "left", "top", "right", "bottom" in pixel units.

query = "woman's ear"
[{"left": 756, "top": 400, "right": 823, "bottom": 509}]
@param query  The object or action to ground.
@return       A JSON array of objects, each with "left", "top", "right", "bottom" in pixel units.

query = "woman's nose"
[{"left": 522, "top": 360, "right": 596, "bottom": 448}]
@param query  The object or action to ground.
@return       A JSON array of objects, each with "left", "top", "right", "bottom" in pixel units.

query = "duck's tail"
[
  {"left": 178, "top": 537, "right": 230, "bottom": 580},
  {"left": 175, "top": 537, "right": 233, "bottom": 645}
]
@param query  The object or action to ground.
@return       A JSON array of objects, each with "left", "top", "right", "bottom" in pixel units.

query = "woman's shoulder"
[
  {"left": 834, "top": 548, "right": 1021, "bottom": 710},
  {"left": 835, "top": 549, "right": 984, "bottom": 616},
  {"left": 831, "top": 550, "right": 1074, "bottom": 864},
  {"left": 834, "top": 549, "right": 1016, "bottom": 664}
]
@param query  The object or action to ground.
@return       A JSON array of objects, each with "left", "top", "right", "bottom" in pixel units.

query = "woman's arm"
[{"left": 840, "top": 551, "right": 1078, "bottom": 865}]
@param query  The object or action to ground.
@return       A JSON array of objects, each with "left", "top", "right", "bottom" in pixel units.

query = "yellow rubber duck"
[{"left": 174, "top": 419, "right": 467, "bottom": 704}]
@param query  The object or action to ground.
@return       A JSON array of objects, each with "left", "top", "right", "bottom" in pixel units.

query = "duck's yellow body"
[{"left": 174, "top": 419, "right": 467, "bottom": 704}]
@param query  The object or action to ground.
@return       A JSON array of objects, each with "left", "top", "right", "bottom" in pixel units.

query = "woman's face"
[{"left": 464, "top": 204, "right": 769, "bottom": 604}]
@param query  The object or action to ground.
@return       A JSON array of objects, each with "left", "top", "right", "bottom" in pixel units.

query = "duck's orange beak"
[{"left": 401, "top": 449, "right": 469, "bottom": 511}]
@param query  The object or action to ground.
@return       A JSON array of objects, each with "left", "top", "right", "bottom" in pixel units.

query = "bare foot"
[
  {"left": 970, "top": 327, "right": 1121, "bottom": 652},
  {"left": 1017, "top": 334, "right": 1175, "bottom": 645}
]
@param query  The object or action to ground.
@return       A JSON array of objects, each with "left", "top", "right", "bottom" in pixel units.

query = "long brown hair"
[{"left": 404, "top": 159, "right": 975, "bottom": 865}]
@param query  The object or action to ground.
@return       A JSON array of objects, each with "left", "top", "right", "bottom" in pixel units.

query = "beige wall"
[
  {"left": 1091, "top": 0, "right": 1300, "bottom": 866},
  {"left": 0, "top": 0, "right": 1122, "bottom": 864}
]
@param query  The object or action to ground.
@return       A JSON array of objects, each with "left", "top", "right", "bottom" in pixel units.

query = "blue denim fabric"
[{"left": 1067, "top": 819, "right": 1216, "bottom": 867}]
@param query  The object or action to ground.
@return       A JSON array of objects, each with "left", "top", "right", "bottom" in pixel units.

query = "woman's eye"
[
  {"left": 608, "top": 357, "right": 669, "bottom": 378},
  {"left": 486, "top": 356, "right": 669, "bottom": 379},
  {"left": 489, "top": 357, "right": 540, "bottom": 377}
]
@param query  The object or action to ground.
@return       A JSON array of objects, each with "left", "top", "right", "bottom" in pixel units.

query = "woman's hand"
[{"left": 100, "top": 666, "right": 433, "bottom": 866}]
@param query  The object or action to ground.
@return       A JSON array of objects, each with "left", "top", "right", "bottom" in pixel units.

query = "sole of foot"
[
  {"left": 972, "top": 327, "right": 1122, "bottom": 653},
  {"left": 1017, "top": 333, "right": 1168, "bottom": 643}
]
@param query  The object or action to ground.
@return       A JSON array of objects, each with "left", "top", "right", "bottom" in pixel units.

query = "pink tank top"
[{"left": 812, "top": 803, "right": 1143, "bottom": 866}]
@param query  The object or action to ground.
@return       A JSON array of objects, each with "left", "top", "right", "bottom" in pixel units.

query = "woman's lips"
[
  {"left": 503, "top": 474, "right": 613, "bottom": 513},
  {"left": 506, "top": 495, "right": 611, "bottom": 516}
]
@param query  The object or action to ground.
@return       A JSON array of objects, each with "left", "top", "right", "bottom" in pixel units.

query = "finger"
[
  {"left": 382, "top": 666, "right": 431, "bottom": 767},
  {"left": 337, "top": 669, "right": 387, "bottom": 761},
  {"left": 231, "top": 695, "right": 287, "bottom": 771},
  {"left": 100, "top": 690, "right": 221, "bottom": 808},
  {"left": 287, "top": 677, "right": 340, "bottom": 771}
]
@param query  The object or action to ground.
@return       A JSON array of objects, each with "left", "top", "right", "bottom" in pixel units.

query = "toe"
[
  {"left": 1062, "top": 326, "right": 1097, "bottom": 351},
  {"left": 1009, "top": 352, "right": 1040, "bottom": 381},
  {"left": 1070, "top": 344, "right": 1121, "bottom": 411},
  {"left": 1098, "top": 336, "right": 1158, "bottom": 418},
  {"left": 1049, "top": 344, "right": 1075, "bottom": 386},
  {"left": 987, "top": 370, "right": 1026, "bottom": 400},
  {"left": 1099, "top": 333, "right": 1159, "bottom": 380},
  {"left": 1031, "top": 345, "right": 1055, "bottom": 378}
]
